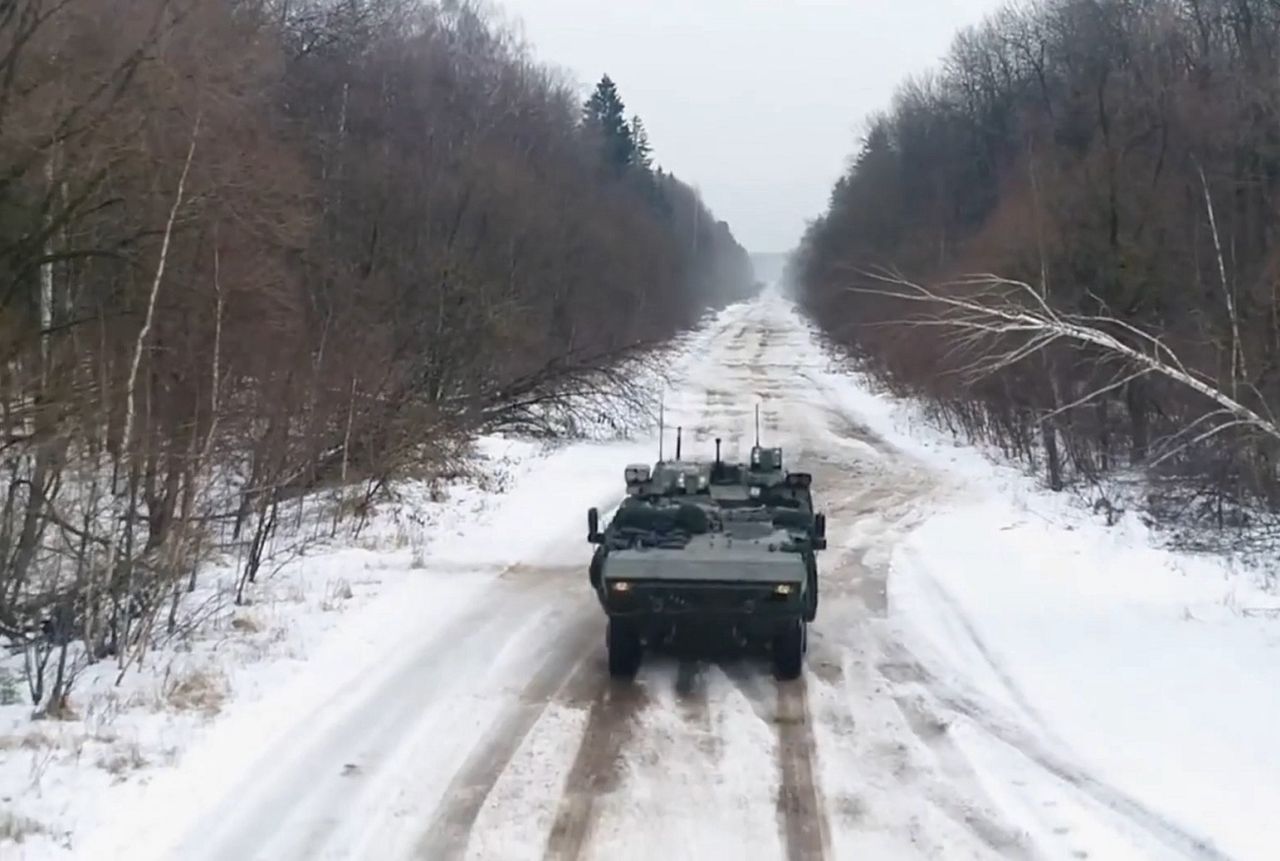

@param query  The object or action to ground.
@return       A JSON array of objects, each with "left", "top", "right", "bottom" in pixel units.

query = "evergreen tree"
[
  {"left": 583, "top": 75, "right": 635, "bottom": 173},
  {"left": 630, "top": 115, "right": 652, "bottom": 171}
]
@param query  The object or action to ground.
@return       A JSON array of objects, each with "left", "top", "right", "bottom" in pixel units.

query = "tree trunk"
[{"left": 1126, "top": 378, "right": 1149, "bottom": 464}]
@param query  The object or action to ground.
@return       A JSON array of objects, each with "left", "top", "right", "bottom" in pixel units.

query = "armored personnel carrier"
[{"left": 586, "top": 432, "right": 827, "bottom": 680}]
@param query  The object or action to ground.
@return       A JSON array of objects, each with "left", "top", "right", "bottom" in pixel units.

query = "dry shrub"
[
  {"left": 163, "top": 668, "right": 228, "bottom": 716},
  {"left": 39, "top": 696, "right": 79, "bottom": 722},
  {"left": 96, "top": 742, "right": 148, "bottom": 779},
  {"left": 320, "top": 578, "right": 355, "bottom": 611},
  {"left": 0, "top": 811, "right": 47, "bottom": 844},
  {"left": 0, "top": 730, "right": 55, "bottom": 752},
  {"left": 230, "top": 614, "right": 263, "bottom": 633}
]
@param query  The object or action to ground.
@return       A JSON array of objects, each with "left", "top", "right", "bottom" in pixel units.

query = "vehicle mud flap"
[
  {"left": 607, "top": 619, "right": 642, "bottom": 679},
  {"left": 773, "top": 619, "right": 805, "bottom": 680}
]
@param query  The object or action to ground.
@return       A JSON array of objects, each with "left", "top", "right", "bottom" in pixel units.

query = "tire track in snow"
[
  {"left": 884, "top": 685, "right": 1034, "bottom": 858},
  {"left": 942, "top": 691, "right": 1229, "bottom": 860},
  {"left": 883, "top": 641, "right": 1230, "bottom": 860},
  {"left": 775, "top": 680, "right": 831, "bottom": 861},
  {"left": 177, "top": 571, "right": 562, "bottom": 861},
  {"left": 416, "top": 608, "right": 597, "bottom": 860},
  {"left": 908, "top": 554, "right": 1052, "bottom": 732},
  {"left": 542, "top": 675, "right": 649, "bottom": 860},
  {"left": 674, "top": 656, "right": 709, "bottom": 711},
  {"left": 889, "top": 524, "right": 1230, "bottom": 857},
  {"left": 673, "top": 658, "right": 721, "bottom": 759},
  {"left": 722, "top": 663, "right": 831, "bottom": 861}
]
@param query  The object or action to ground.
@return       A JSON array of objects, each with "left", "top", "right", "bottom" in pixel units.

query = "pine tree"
[
  {"left": 630, "top": 115, "right": 652, "bottom": 171},
  {"left": 583, "top": 75, "right": 635, "bottom": 174}
]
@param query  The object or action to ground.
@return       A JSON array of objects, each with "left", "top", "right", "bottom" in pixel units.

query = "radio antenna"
[
  {"left": 754, "top": 403, "right": 761, "bottom": 447},
  {"left": 658, "top": 395, "right": 665, "bottom": 461}
]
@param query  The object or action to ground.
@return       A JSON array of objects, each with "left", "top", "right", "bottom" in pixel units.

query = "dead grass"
[
  {"left": 230, "top": 613, "right": 263, "bottom": 633},
  {"left": 0, "top": 669, "right": 19, "bottom": 706},
  {"left": 0, "top": 730, "right": 55, "bottom": 752},
  {"left": 91, "top": 728, "right": 120, "bottom": 746},
  {"left": 163, "top": 667, "right": 228, "bottom": 716},
  {"left": 320, "top": 578, "right": 354, "bottom": 611},
  {"left": 39, "top": 696, "right": 79, "bottom": 721},
  {"left": 96, "top": 741, "right": 148, "bottom": 780},
  {"left": 0, "top": 810, "right": 48, "bottom": 844}
]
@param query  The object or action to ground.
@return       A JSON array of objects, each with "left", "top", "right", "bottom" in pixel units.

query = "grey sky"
[{"left": 496, "top": 0, "right": 1007, "bottom": 253}]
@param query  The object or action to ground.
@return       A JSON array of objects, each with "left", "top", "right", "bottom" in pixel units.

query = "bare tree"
[
  {"left": 0, "top": 0, "right": 753, "bottom": 703},
  {"left": 795, "top": 0, "right": 1280, "bottom": 535},
  {"left": 855, "top": 270, "right": 1280, "bottom": 461}
]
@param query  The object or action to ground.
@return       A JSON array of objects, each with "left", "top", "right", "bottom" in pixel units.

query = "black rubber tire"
[
  {"left": 607, "top": 619, "right": 642, "bottom": 679},
  {"left": 773, "top": 618, "right": 805, "bottom": 680},
  {"left": 588, "top": 548, "right": 605, "bottom": 590},
  {"left": 803, "top": 558, "right": 819, "bottom": 623}
]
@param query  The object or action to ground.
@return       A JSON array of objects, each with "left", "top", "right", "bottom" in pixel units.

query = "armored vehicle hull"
[{"left": 586, "top": 439, "right": 826, "bottom": 680}]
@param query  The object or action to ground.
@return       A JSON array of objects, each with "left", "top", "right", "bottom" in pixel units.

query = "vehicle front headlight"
[
  {"left": 611, "top": 581, "right": 632, "bottom": 593},
  {"left": 774, "top": 583, "right": 793, "bottom": 595}
]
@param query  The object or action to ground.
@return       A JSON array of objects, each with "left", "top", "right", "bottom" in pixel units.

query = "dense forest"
[
  {"left": 0, "top": 0, "right": 751, "bottom": 710},
  {"left": 796, "top": 0, "right": 1280, "bottom": 542}
]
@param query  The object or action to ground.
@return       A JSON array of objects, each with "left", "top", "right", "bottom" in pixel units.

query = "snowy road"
[{"left": 76, "top": 293, "right": 1253, "bottom": 861}]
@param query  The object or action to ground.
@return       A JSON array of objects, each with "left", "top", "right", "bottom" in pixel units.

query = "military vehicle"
[{"left": 586, "top": 426, "right": 827, "bottom": 680}]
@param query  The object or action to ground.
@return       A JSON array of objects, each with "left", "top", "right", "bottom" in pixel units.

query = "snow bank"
[
  {"left": 784, "top": 291, "right": 1280, "bottom": 859},
  {"left": 889, "top": 482, "right": 1280, "bottom": 859},
  {"left": 0, "top": 450, "right": 508, "bottom": 858}
]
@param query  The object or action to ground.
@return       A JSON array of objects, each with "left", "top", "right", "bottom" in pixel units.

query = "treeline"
[
  {"left": 796, "top": 0, "right": 1280, "bottom": 539},
  {"left": 0, "top": 0, "right": 750, "bottom": 711},
  {"left": 580, "top": 74, "right": 755, "bottom": 311}
]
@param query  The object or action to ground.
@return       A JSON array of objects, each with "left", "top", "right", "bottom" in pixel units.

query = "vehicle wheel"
[
  {"left": 607, "top": 619, "right": 642, "bottom": 679},
  {"left": 803, "top": 560, "right": 819, "bottom": 623},
  {"left": 773, "top": 619, "right": 805, "bottom": 680},
  {"left": 589, "top": 548, "right": 604, "bottom": 589}
]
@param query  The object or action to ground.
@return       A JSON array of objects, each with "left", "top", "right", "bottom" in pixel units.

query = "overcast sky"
[{"left": 495, "top": 0, "right": 1007, "bottom": 253}]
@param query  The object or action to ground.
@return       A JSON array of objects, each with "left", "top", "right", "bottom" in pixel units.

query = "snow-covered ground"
[
  {"left": 3, "top": 289, "right": 1278, "bottom": 860},
  {"left": 798, "top": 307, "right": 1280, "bottom": 860}
]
